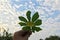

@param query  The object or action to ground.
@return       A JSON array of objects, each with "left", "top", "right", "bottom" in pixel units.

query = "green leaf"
[
  {"left": 19, "top": 22, "right": 26, "bottom": 26},
  {"left": 32, "top": 12, "right": 39, "bottom": 22},
  {"left": 35, "top": 27, "right": 42, "bottom": 32},
  {"left": 32, "top": 27, "right": 42, "bottom": 32},
  {"left": 26, "top": 11, "right": 31, "bottom": 21},
  {"left": 32, "top": 27, "right": 36, "bottom": 33},
  {"left": 34, "top": 19, "right": 42, "bottom": 26},
  {"left": 19, "top": 16, "right": 27, "bottom": 22},
  {"left": 22, "top": 26, "right": 31, "bottom": 31}
]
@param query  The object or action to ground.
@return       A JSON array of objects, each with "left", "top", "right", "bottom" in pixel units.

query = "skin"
[{"left": 13, "top": 30, "right": 32, "bottom": 40}]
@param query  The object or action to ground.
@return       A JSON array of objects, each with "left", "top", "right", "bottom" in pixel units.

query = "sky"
[{"left": 0, "top": 0, "right": 60, "bottom": 40}]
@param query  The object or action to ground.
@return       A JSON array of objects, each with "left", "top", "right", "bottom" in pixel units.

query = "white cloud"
[
  {"left": 29, "top": 11, "right": 60, "bottom": 40},
  {"left": 0, "top": 0, "right": 21, "bottom": 33},
  {"left": 52, "top": 0, "right": 60, "bottom": 10},
  {"left": 0, "top": 0, "right": 60, "bottom": 40},
  {"left": 44, "top": 0, "right": 55, "bottom": 6},
  {"left": 42, "top": 0, "right": 60, "bottom": 10},
  {"left": 14, "top": 4, "right": 23, "bottom": 8},
  {"left": 54, "top": 14, "right": 60, "bottom": 22},
  {"left": 15, "top": 0, "right": 20, "bottom": 2},
  {"left": 0, "top": 23, "right": 8, "bottom": 32}
]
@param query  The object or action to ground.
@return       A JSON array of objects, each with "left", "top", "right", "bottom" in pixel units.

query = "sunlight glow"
[{"left": 0, "top": 24, "right": 8, "bottom": 32}]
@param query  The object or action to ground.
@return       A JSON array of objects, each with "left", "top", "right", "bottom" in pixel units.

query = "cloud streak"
[{"left": 0, "top": 0, "right": 60, "bottom": 40}]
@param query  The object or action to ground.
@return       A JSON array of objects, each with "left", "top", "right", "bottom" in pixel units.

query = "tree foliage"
[
  {"left": 40, "top": 36, "right": 60, "bottom": 40},
  {"left": 0, "top": 30, "right": 13, "bottom": 40},
  {"left": 45, "top": 36, "right": 60, "bottom": 40}
]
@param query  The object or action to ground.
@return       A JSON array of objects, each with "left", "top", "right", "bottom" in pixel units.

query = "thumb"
[{"left": 24, "top": 31, "right": 32, "bottom": 37}]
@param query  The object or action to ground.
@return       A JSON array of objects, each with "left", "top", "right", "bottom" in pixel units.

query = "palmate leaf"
[
  {"left": 32, "top": 12, "right": 39, "bottom": 22},
  {"left": 34, "top": 19, "right": 42, "bottom": 26},
  {"left": 19, "top": 16, "right": 27, "bottom": 22},
  {"left": 32, "top": 27, "right": 36, "bottom": 33},
  {"left": 18, "top": 11, "right": 42, "bottom": 33},
  {"left": 22, "top": 26, "right": 31, "bottom": 31},
  {"left": 26, "top": 11, "right": 31, "bottom": 21},
  {"left": 35, "top": 27, "right": 42, "bottom": 32},
  {"left": 19, "top": 22, "right": 26, "bottom": 26},
  {"left": 32, "top": 27, "right": 42, "bottom": 33}
]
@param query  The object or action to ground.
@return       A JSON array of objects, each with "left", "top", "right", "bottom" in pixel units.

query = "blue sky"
[
  {"left": 10, "top": 0, "right": 60, "bottom": 23},
  {"left": 0, "top": 0, "right": 60, "bottom": 40}
]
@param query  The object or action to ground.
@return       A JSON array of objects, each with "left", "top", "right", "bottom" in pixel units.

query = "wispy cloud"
[{"left": 0, "top": 0, "right": 60, "bottom": 40}]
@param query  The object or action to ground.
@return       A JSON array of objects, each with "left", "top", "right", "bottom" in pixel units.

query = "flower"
[{"left": 18, "top": 11, "right": 42, "bottom": 33}]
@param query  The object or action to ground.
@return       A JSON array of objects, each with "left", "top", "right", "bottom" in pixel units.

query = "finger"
[
  {"left": 14, "top": 30, "right": 32, "bottom": 37},
  {"left": 14, "top": 30, "right": 25, "bottom": 36},
  {"left": 21, "top": 30, "right": 28, "bottom": 36},
  {"left": 21, "top": 30, "right": 32, "bottom": 37},
  {"left": 24, "top": 31, "right": 32, "bottom": 37}
]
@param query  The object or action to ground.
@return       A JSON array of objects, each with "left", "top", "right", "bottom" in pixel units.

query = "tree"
[
  {"left": 40, "top": 39, "right": 43, "bottom": 40},
  {"left": 0, "top": 29, "right": 13, "bottom": 40},
  {"left": 18, "top": 11, "right": 42, "bottom": 33},
  {"left": 45, "top": 36, "right": 60, "bottom": 40}
]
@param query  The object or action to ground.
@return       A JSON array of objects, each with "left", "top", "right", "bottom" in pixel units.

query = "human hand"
[{"left": 13, "top": 30, "right": 32, "bottom": 40}]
